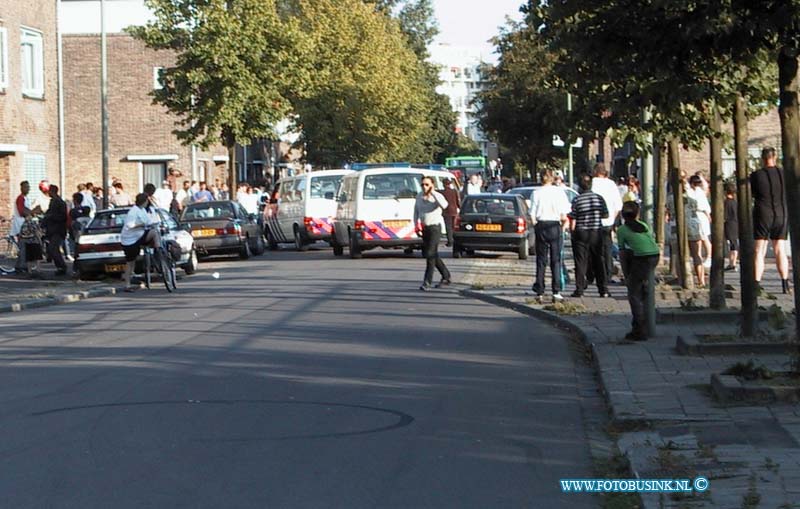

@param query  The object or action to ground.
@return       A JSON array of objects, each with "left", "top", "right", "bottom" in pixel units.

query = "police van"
[
  {"left": 264, "top": 169, "right": 353, "bottom": 251},
  {"left": 331, "top": 165, "right": 458, "bottom": 258}
]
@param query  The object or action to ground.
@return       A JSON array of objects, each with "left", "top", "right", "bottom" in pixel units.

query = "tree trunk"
[
  {"left": 778, "top": 47, "right": 800, "bottom": 355},
  {"left": 734, "top": 93, "right": 757, "bottom": 337},
  {"left": 669, "top": 138, "right": 693, "bottom": 289},
  {"left": 655, "top": 143, "right": 668, "bottom": 255},
  {"left": 709, "top": 107, "right": 726, "bottom": 309}
]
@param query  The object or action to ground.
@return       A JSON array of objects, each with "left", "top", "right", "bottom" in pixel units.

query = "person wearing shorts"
[
  {"left": 120, "top": 193, "right": 161, "bottom": 292},
  {"left": 751, "top": 147, "right": 791, "bottom": 293},
  {"left": 687, "top": 175, "right": 710, "bottom": 286}
]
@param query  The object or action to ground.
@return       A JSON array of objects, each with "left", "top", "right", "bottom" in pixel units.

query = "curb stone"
[{"left": 0, "top": 287, "right": 118, "bottom": 314}]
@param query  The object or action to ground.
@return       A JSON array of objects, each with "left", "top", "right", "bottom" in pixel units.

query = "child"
[
  {"left": 724, "top": 183, "right": 739, "bottom": 271},
  {"left": 617, "top": 201, "right": 660, "bottom": 341}
]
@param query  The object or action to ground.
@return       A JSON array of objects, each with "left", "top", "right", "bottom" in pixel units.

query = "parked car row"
[{"left": 74, "top": 200, "right": 265, "bottom": 280}]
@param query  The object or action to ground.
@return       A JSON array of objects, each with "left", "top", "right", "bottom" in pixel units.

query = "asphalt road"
[{"left": 0, "top": 246, "right": 602, "bottom": 508}]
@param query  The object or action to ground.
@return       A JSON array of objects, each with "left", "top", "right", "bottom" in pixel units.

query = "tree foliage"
[
  {"left": 476, "top": 20, "right": 567, "bottom": 173},
  {"left": 128, "top": 0, "right": 302, "bottom": 150},
  {"left": 291, "top": 0, "right": 431, "bottom": 166}
]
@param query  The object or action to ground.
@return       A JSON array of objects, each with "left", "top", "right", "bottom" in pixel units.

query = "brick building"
[
  {"left": 0, "top": 0, "right": 60, "bottom": 233},
  {"left": 62, "top": 33, "right": 228, "bottom": 198}
]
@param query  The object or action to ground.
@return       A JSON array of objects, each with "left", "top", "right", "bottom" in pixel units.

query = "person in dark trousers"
[
  {"left": 723, "top": 183, "right": 739, "bottom": 271},
  {"left": 414, "top": 176, "right": 451, "bottom": 291},
  {"left": 751, "top": 147, "right": 791, "bottom": 293},
  {"left": 617, "top": 201, "right": 660, "bottom": 341},
  {"left": 531, "top": 171, "right": 572, "bottom": 303},
  {"left": 42, "top": 185, "right": 68, "bottom": 275},
  {"left": 569, "top": 174, "right": 609, "bottom": 297},
  {"left": 440, "top": 178, "right": 461, "bottom": 247}
]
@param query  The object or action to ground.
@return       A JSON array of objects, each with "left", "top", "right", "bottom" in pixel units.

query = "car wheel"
[
  {"left": 349, "top": 230, "right": 362, "bottom": 259},
  {"left": 518, "top": 237, "right": 529, "bottom": 260},
  {"left": 452, "top": 243, "right": 462, "bottom": 258},
  {"left": 253, "top": 234, "right": 266, "bottom": 255},
  {"left": 183, "top": 248, "right": 198, "bottom": 275},
  {"left": 239, "top": 237, "right": 252, "bottom": 259},
  {"left": 293, "top": 225, "right": 309, "bottom": 252},
  {"left": 266, "top": 228, "right": 279, "bottom": 250}
]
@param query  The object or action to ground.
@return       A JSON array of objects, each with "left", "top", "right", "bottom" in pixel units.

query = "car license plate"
[
  {"left": 475, "top": 224, "right": 502, "bottom": 232},
  {"left": 383, "top": 220, "right": 410, "bottom": 229},
  {"left": 104, "top": 264, "right": 126, "bottom": 273},
  {"left": 193, "top": 229, "right": 216, "bottom": 237}
]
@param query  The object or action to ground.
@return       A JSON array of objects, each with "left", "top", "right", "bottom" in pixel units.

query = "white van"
[
  {"left": 331, "top": 166, "right": 459, "bottom": 258},
  {"left": 264, "top": 169, "right": 353, "bottom": 251}
]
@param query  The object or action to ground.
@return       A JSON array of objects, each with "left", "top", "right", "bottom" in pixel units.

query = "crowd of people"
[{"left": 5, "top": 166, "right": 273, "bottom": 278}]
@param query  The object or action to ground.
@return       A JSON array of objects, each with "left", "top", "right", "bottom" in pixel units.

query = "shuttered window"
[{"left": 24, "top": 154, "right": 47, "bottom": 203}]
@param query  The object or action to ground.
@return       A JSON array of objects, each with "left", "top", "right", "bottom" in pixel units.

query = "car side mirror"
[{"left": 324, "top": 191, "right": 335, "bottom": 200}]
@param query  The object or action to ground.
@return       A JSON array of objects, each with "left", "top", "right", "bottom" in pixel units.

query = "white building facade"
[{"left": 428, "top": 43, "right": 492, "bottom": 156}]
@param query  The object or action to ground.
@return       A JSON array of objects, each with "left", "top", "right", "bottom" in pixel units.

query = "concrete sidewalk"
[{"left": 460, "top": 254, "right": 800, "bottom": 508}]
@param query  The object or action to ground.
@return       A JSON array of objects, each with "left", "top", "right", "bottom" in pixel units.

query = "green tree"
[
  {"left": 291, "top": 0, "right": 430, "bottom": 165},
  {"left": 476, "top": 20, "right": 568, "bottom": 178},
  {"left": 129, "top": 0, "right": 302, "bottom": 191}
]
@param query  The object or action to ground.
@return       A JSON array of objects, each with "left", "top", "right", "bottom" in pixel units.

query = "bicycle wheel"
[
  {"left": 144, "top": 250, "right": 151, "bottom": 289},
  {"left": 0, "top": 236, "right": 18, "bottom": 273},
  {"left": 158, "top": 248, "right": 176, "bottom": 292}
]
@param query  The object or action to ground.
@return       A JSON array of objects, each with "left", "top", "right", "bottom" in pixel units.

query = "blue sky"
[{"left": 432, "top": 0, "right": 524, "bottom": 60}]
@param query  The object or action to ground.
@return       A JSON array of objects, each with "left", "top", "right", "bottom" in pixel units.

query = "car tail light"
[
  {"left": 304, "top": 216, "right": 314, "bottom": 231},
  {"left": 516, "top": 217, "right": 525, "bottom": 234},
  {"left": 216, "top": 224, "right": 241, "bottom": 236},
  {"left": 454, "top": 216, "right": 461, "bottom": 230},
  {"left": 354, "top": 220, "right": 366, "bottom": 230}
]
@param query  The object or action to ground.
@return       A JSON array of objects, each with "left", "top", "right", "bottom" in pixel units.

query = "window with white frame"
[
  {"left": 153, "top": 66, "right": 164, "bottom": 90},
  {"left": 21, "top": 28, "right": 44, "bottom": 98},
  {"left": 0, "top": 27, "right": 8, "bottom": 90},
  {"left": 24, "top": 154, "right": 47, "bottom": 203}
]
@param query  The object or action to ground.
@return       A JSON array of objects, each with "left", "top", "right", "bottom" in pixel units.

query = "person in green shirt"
[{"left": 617, "top": 201, "right": 660, "bottom": 341}]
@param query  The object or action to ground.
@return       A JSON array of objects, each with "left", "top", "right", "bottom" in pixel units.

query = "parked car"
[
  {"left": 506, "top": 185, "right": 578, "bottom": 210},
  {"left": 180, "top": 200, "right": 265, "bottom": 259},
  {"left": 263, "top": 169, "right": 353, "bottom": 251},
  {"left": 452, "top": 194, "right": 535, "bottom": 260},
  {"left": 74, "top": 207, "right": 197, "bottom": 279}
]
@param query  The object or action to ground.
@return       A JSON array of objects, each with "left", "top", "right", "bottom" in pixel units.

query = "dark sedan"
[
  {"left": 452, "top": 194, "right": 535, "bottom": 260},
  {"left": 180, "top": 200, "right": 265, "bottom": 259}
]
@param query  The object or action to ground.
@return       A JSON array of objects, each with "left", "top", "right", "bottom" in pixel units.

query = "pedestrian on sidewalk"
[
  {"left": 440, "top": 178, "right": 460, "bottom": 247},
  {"left": 531, "top": 170, "right": 572, "bottom": 303},
  {"left": 42, "top": 185, "right": 68, "bottom": 276},
  {"left": 591, "top": 163, "right": 623, "bottom": 284},
  {"left": 415, "top": 176, "right": 451, "bottom": 291},
  {"left": 11, "top": 181, "right": 32, "bottom": 273},
  {"left": 618, "top": 201, "right": 660, "bottom": 341},
  {"left": 751, "top": 147, "right": 791, "bottom": 293},
  {"left": 569, "top": 174, "right": 609, "bottom": 297},
  {"left": 687, "top": 174, "right": 712, "bottom": 271},
  {"left": 724, "top": 183, "right": 739, "bottom": 271},
  {"left": 69, "top": 193, "right": 92, "bottom": 261}
]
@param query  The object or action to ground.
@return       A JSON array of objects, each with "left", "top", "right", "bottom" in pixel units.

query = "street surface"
[{"left": 0, "top": 247, "right": 602, "bottom": 508}]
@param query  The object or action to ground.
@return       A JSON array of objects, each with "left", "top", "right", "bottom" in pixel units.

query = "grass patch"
[
  {"left": 470, "top": 283, "right": 485, "bottom": 291},
  {"left": 742, "top": 474, "right": 760, "bottom": 509},
  {"left": 722, "top": 360, "right": 774, "bottom": 381},
  {"left": 543, "top": 301, "right": 587, "bottom": 315},
  {"left": 594, "top": 452, "right": 642, "bottom": 509}
]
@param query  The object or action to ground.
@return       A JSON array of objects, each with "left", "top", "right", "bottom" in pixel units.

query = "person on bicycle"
[{"left": 121, "top": 193, "right": 161, "bottom": 292}]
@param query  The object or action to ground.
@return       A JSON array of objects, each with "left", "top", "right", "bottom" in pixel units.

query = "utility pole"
[
  {"left": 100, "top": 0, "right": 109, "bottom": 208},
  {"left": 642, "top": 108, "right": 656, "bottom": 336},
  {"left": 567, "top": 93, "right": 573, "bottom": 187}
]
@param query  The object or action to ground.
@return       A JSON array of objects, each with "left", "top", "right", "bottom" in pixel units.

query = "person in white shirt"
[
  {"left": 239, "top": 186, "right": 259, "bottom": 215},
  {"left": 79, "top": 183, "right": 96, "bottom": 217},
  {"left": 531, "top": 170, "right": 572, "bottom": 302},
  {"left": 414, "top": 176, "right": 451, "bottom": 290},
  {"left": 591, "top": 163, "right": 623, "bottom": 282},
  {"left": 153, "top": 181, "right": 174, "bottom": 211},
  {"left": 175, "top": 180, "right": 192, "bottom": 210},
  {"left": 687, "top": 174, "right": 713, "bottom": 277},
  {"left": 120, "top": 193, "right": 162, "bottom": 292},
  {"left": 465, "top": 173, "right": 483, "bottom": 195}
]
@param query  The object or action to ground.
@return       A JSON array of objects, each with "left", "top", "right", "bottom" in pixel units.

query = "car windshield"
[
  {"left": 87, "top": 210, "right": 128, "bottom": 231},
  {"left": 363, "top": 174, "right": 422, "bottom": 200},
  {"left": 463, "top": 197, "right": 519, "bottom": 216},
  {"left": 309, "top": 175, "right": 343, "bottom": 199},
  {"left": 182, "top": 203, "right": 234, "bottom": 220}
]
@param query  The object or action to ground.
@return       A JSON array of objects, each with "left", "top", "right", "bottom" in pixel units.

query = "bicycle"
[
  {"left": 0, "top": 233, "right": 19, "bottom": 275},
  {"left": 141, "top": 227, "right": 177, "bottom": 293}
]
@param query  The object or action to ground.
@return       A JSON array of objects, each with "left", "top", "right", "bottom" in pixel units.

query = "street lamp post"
[{"left": 100, "top": 0, "right": 109, "bottom": 209}]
